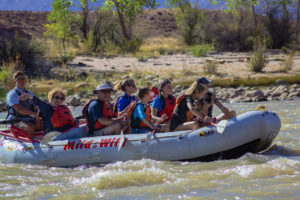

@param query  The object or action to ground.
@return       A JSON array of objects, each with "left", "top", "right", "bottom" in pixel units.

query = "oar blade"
[
  {"left": 118, "top": 133, "right": 125, "bottom": 151},
  {"left": 42, "top": 131, "right": 61, "bottom": 144},
  {"left": 216, "top": 120, "right": 228, "bottom": 134}
]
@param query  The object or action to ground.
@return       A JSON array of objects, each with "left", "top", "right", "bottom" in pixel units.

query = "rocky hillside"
[{"left": 0, "top": 9, "right": 179, "bottom": 39}]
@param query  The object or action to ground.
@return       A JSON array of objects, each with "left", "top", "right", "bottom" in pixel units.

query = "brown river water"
[{"left": 0, "top": 100, "right": 299, "bottom": 199}]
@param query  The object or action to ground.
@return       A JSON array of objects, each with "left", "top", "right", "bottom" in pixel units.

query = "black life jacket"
[{"left": 6, "top": 89, "right": 35, "bottom": 119}]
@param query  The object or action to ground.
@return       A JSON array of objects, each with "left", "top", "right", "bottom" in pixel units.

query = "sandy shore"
[{"left": 70, "top": 52, "right": 300, "bottom": 80}]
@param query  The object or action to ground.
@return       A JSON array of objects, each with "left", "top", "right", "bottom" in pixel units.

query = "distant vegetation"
[{"left": 0, "top": 0, "right": 300, "bottom": 99}]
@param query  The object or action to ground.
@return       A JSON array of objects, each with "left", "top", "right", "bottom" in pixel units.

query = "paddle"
[
  {"left": 42, "top": 131, "right": 61, "bottom": 144},
  {"left": 118, "top": 115, "right": 127, "bottom": 151},
  {"left": 209, "top": 120, "right": 228, "bottom": 134}
]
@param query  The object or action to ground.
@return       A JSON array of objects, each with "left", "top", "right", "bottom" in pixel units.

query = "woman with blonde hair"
[
  {"left": 169, "top": 81, "right": 212, "bottom": 132},
  {"left": 21, "top": 88, "right": 78, "bottom": 139}
]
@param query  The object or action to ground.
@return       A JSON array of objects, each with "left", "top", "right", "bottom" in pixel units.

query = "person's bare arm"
[
  {"left": 97, "top": 118, "right": 117, "bottom": 126},
  {"left": 142, "top": 118, "right": 156, "bottom": 130},
  {"left": 214, "top": 98, "right": 233, "bottom": 117},
  {"left": 13, "top": 104, "right": 37, "bottom": 117}
]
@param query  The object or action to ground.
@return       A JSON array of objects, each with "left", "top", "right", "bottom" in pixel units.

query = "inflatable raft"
[{"left": 0, "top": 110, "right": 281, "bottom": 167}]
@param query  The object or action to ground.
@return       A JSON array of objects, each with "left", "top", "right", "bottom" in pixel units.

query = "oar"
[
  {"left": 209, "top": 120, "right": 228, "bottom": 134},
  {"left": 118, "top": 116, "right": 127, "bottom": 151},
  {"left": 42, "top": 131, "right": 61, "bottom": 144}
]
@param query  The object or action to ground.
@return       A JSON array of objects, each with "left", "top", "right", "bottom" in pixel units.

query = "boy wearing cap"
[
  {"left": 85, "top": 82, "right": 128, "bottom": 136},
  {"left": 196, "top": 77, "right": 236, "bottom": 122}
]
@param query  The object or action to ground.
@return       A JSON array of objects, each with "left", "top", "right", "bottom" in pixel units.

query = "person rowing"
[
  {"left": 20, "top": 88, "right": 83, "bottom": 141},
  {"left": 6, "top": 71, "right": 42, "bottom": 138},
  {"left": 113, "top": 78, "right": 137, "bottom": 117},
  {"left": 83, "top": 82, "right": 129, "bottom": 136},
  {"left": 196, "top": 77, "right": 236, "bottom": 123},
  {"left": 151, "top": 79, "right": 176, "bottom": 132},
  {"left": 169, "top": 80, "right": 212, "bottom": 132}
]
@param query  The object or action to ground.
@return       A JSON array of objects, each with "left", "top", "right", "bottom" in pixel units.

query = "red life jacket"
[
  {"left": 173, "top": 95, "right": 194, "bottom": 122},
  {"left": 129, "top": 102, "right": 152, "bottom": 128},
  {"left": 94, "top": 101, "right": 114, "bottom": 130},
  {"left": 150, "top": 86, "right": 159, "bottom": 102},
  {"left": 159, "top": 95, "right": 176, "bottom": 120},
  {"left": 50, "top": 105, "right": 75, "bottom": 129}
]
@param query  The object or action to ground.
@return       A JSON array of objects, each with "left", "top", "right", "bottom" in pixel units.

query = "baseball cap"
[
  {"left": 93, "top": 83, "right": 113, "bottom": 94},
  {"left": 196, "top": 77, "right": 212, "bottom": 85}
]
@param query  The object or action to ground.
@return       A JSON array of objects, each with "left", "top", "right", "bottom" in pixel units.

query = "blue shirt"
[
  {"left": 6, "top": 87, "right": 34, "bottom": 107},
  {"left": 132, "top": 102, "right": 150, "bottom": 134},
  {"left": 6, "top": 87, "right": 34, "bottom": 120},
  {"left": 132, "top": 102, "right": 147, "bottom": 121},
  {"left": 152, "top": 96, "right": 165, "bottom": 116},
  {"left": 87, "top": 100, "right": 104, "bottom": 124},
  {"left": 117, "top": 93, "right": 136, "bottom": 112}
]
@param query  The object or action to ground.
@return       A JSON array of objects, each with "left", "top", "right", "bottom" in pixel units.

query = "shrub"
[
  {"left": 281, "top": 52, "right": 294, "bottom": 72},
  {"left": 203, "top": 59, "right": 218, "bottom": 75},
  {"left": 248, "top": 37, "right": 268, "bottom": 72},
  {"left": 120, "top": 38, "right": 143, "bottom": 53},
  {"left": 0, "top": 34, "right": 45, "bottom": 75},
  {"left": 190, "top": 44, "right": 214, "bottom": 57}
]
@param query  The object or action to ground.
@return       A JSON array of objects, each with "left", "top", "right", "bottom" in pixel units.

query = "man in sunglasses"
[
  {"left": 84, "top": 82, "right": 129, "bottom": 136},
  {"left": 6, "top": 71, "right": 41, "bottom": 137}
]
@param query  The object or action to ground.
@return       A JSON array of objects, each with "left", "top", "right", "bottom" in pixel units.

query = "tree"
[
  {"left": 102, "top": 0, "right": 157, "bottom": 41},
  {"left": 297, "top": 0, "right": 300, "bottom": 43},
  {"left": 165, "top": 0, "right": 204, "bottom": 46},
  {"left": 44, "top": 0, "right": 76, "bottom": 51}
]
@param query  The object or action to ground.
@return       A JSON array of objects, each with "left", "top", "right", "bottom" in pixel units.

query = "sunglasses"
[
  {"left": 54, "top": 96, "right": 65, "bottom": 101},
  {"left": 16, "top": 77, "right": 26, "bottom": 81},
  {"left": 128, "top": 84, "right": 136, "bottom": 88},
  {"left": 100, "top": 90, "right": 111, "bottom": 94}
]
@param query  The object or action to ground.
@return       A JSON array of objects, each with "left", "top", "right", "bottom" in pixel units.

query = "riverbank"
[{"left": 0, "top": 51, "right": 300, "bottom": 111}]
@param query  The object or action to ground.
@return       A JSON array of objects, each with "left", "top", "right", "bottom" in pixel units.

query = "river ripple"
[{"left": 0, "top": 100, "right": 299, "bottom": 199}]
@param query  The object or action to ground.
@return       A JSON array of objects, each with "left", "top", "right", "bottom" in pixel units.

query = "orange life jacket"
[
  {"left": 129, "top": 102, "right": 152, "bottom": 128},
  {"left": 173, "top": 95, "right": 194, "bottom": 122},
  {"left": 159, "top": 95, "right": 176, "bottom": 120},
  {"left": 50, "top": 105, "right": 75, "bottom": 129},
  {"left": 82, "top": 99, "right": 114, "bottom": 136},
  {"left": 94, "top": 101, "right": 114, "bottom": 130}
]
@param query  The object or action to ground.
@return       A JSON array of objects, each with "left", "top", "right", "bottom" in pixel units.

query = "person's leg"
[{"left": 94, "top": 122, "right": 122, "bottom": 136}]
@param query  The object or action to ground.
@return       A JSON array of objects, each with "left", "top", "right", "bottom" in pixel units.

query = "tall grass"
[
  {"left": 248, "top": 37, "right": 268, "bottom": 72},
  {"left": 139, "top": 37, "right": 186, "bottom": 54},
  {"left": 280, "top": 52, "right": 294, "bottom": 72}
]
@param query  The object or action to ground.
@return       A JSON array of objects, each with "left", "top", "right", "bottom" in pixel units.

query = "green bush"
[
  {"left": 281, "top": 52, "right": 294, "bottom": 72},
  {"left": 120, "top": 38, "right": 143, "bottom": 53},
  {"left": 190, "top": 44, "right": 214, "bottom": 57},
  {"left": 248, "top": 37, "right": 268, "bottom": 72}
]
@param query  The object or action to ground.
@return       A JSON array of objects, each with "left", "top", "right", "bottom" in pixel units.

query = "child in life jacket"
[
  {"left": 21, "top": 88, "right": 79, "bottom": 139},
  {"left": 84, "top": 82, "right": 129, "bottom": 136},
  {"left": 151, "top": 79, "right": 176, "bottom": 132},
  {"left": 170, "top": 81, "right": 213, "bottom": 132},
  {"left": 130, "top": 87, "right": 160, "bottom": 134}
]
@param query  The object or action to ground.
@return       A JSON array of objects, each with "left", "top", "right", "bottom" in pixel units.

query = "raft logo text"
[{"left": 63, "top": 137, "right": 126, "bottom": 150}]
